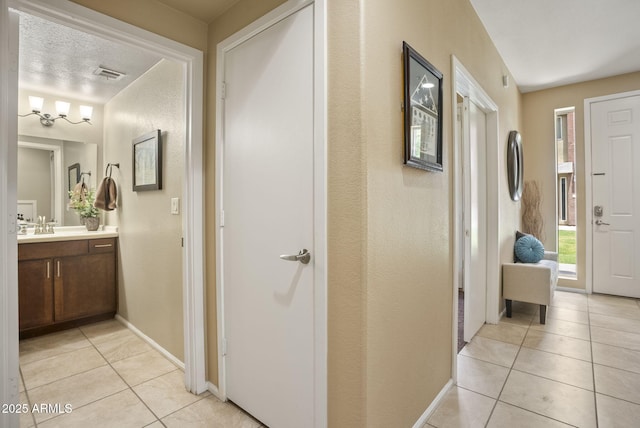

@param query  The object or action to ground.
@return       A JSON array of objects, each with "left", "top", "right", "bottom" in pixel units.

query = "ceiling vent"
[{"left": 93, "top": 66, "right": 126, "bottom": 80}]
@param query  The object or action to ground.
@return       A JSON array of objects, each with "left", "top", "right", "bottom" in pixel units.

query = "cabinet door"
[
  {"left": 54, "top": 253, "right": 116, "bottom": 322},
  {"left": 18, "top": 259, "right": 54, "bottom": 330}
]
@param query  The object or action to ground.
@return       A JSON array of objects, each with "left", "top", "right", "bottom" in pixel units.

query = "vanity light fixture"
[{"left": 19, "top": 96, "right": 93, "bottom": 127}]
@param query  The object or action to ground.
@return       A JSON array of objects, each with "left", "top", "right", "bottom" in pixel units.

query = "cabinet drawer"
[
  {"left": 89, "top": 238, "right": 116, "bottom": 254},
  {"left": 19, "top": 240, "right": 88, "bottom": 260}
]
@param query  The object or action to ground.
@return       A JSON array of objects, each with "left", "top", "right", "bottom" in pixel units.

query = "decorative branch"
[{"left": 521, "top": 180, "right": 545, "bottom": 242}]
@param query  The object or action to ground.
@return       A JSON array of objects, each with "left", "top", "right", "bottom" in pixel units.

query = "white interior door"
[
  {"left": 591, "top": 94, "right": 640, "bottom": 298},
  {"left": 221, "top": 5, "right": 315, "bottom": 428},
  {"left": 463, "top": 98, "right": 488, "bottom": 341}
]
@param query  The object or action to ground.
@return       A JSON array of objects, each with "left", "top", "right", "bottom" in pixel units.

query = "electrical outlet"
[{"left": 171, "top": 198, "right": 180, "bottom": 215}]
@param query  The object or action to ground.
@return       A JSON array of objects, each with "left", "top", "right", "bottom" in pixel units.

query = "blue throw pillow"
[{"left": 514, "top": 235, "right": 545, "bottom": 263}]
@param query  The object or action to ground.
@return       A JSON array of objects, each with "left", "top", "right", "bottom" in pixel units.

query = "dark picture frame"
[
  {"left": 132, "top": 129, "right": 162, "bottom": 192},
  {"left": 403, "top": 42, "right": 443, "bottom": 172},
  {"left": 68, "top": 163, "right": 80, "bottom": 191}
]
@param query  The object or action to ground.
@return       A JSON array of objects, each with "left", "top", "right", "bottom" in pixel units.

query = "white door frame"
[
  {"left": 5, "top": 0, "right": 207, "bottom": 393},
  {"left": 0, "top": 5, "right": 20, "bottom": 427},
  {"left": 451, "top": 56, "right": 500, "bottom": 381},
  {"left": 215, "top": 0, "right": 327, "bottom": 425},
  {"left": 584, "top": 89, "right": 640, "bottom": 294}
]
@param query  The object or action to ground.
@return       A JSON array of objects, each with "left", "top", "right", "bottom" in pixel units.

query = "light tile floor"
[
  {"left": 428, "top": 291, "right": 640, "bottom": 428},
  {"left": 18, "top": 319, "right": 263, "bottom": 428}
]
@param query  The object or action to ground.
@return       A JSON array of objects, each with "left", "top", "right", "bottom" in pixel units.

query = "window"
[
  {"left": 556, "top": 115, "right": 563, "bottom": 140},
  {"left": 560, "top": 177, "right": 567, "bottom": 222},
  {"left": 555, "top": 107, "right": 576, "bottom": 278}
]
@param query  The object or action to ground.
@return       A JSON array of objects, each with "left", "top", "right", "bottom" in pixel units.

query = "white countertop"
[{"left": 17, "top": 226, "right": 118, "bottom": 244}]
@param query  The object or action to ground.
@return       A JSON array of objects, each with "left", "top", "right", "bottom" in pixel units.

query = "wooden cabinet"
[
  {"left": 18, "top": 259, "right": 54, "bottom": 330},
  {"left": 18, "top": 238, "right": 117, "bottom": 338}
]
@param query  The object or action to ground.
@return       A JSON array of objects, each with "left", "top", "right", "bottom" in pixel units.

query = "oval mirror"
[{"left": 507, "top": 130, "right": 523, "bottom": 201}]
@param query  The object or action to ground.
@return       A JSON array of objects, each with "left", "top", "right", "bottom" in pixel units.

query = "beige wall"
[
  {"left": 103, "top": 59, "right": 186, "bottom": 360},
  {"left": 523, "top": 71, "right": 640, "bottom": 290},
  {"left": 70, "top": 0, "right": 208, "bottom": 51},
  {"left": 354, "top": 0, "right": 522, "bottom": 425},
  {"left": 326, "top": 2, "right": 368, "bottom": 425}
]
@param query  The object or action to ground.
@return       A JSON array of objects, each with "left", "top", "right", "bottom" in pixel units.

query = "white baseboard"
[
  {"left": 115, "top": 314, "right": 184, "bottom": 370},
  {"left": 412, "top": 379, "right": 454, "bottom": 428},
  {"left": 206, "top": 381, "right": 225, "bottom": 401},
  {"left": 556, "top": 286, "right": 587, "bottom": 294}
]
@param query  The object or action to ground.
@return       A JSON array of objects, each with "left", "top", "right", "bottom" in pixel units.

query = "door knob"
[
  {"left": 595, "top": 219, "right": 610, "bottom": 226},
  {"left": 279, "top": 249, "right": 311, "bottom": 264}
]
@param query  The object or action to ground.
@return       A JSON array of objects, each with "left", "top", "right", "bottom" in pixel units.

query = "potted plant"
[{"left": 68, "top": 187, "right": 100, "bottom": 231}]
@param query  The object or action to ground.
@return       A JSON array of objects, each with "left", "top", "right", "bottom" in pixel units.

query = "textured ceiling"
[
  {"left": 470, "top": 0, "right": 640, "bottom": 92},
  {"left": 156, "top": 0, "right": 242, "bottom": 23},
  {"left": 18, "top": 12, "right": 164, "bottom": 104}
]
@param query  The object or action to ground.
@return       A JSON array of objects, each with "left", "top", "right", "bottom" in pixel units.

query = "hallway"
[{"left": 429, "top": 291, "right": 640, "bottom": 427}]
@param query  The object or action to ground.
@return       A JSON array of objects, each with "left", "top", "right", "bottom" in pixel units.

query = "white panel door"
[
  {"left": 464, "top": 99, "right": 487, "bottom": 341},
  {"left": 592, "top": 95, "right": 640, "bottom": 298},
  {"left": 222, "top": 5, "right": 315, "bottom": 428}
]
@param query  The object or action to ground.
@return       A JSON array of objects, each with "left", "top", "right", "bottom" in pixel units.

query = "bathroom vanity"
[{"left": 17, "top": 227, "right": 118, "bottom": 338}]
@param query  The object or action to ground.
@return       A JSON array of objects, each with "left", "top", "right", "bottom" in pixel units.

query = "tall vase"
[{"left": 85, "top": 217, "right": 100, "bottom": 231}]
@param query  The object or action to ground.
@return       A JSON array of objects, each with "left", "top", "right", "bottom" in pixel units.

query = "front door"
[
  {"left": 591, "top": 94, "right": 640, "bottom": 298},
  {"left": 221, "top": 5, "right": 316, "bottom": 428}
]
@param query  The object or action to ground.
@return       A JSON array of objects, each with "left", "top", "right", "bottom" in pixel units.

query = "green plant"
[{"left": 68, "top": 187, "right": 99, "bottom": 218}]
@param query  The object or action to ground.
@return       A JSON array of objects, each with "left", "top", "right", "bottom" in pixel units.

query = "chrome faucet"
[{"left": 34, "top": 216, "right": 56, "bottom": 234}]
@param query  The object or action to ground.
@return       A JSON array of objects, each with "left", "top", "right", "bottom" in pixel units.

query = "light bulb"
[
  {"left": 28, "top": 96, "right": 44, "bottom": 113},
  {"left": 79, "top": 105, "right": 93, "bottom": 121},
  {"left": 55, "top": 101, "right": 70, "bottom": 117}
]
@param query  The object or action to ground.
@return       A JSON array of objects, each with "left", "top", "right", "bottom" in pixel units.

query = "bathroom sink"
[{"left": 17, "top": 226, "right": 118, "bottom": 243}]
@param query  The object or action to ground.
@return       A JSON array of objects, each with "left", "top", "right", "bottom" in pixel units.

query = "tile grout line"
[
  {"left": 21, "top": 321, "right": 206, "bottom": 428},
  {"left": 481, "top": 314, "right": 585, "bottom": 428},
  {"left": 481, "top": 317, "right": 528, "bottom": 428},
  {"left": 486, "top": 300, "right": 594, "bottom": 427},
  {"left": 587, "top": 296, "right": 600, "bottom": 428},
  {"left": 500, "top": 300, "right": 588, "bottom": 427},
  {"left": 79, "top": 322, "right": 211, "bottom": 427},
  {"left": 25, "top": 327, "right": 140, "bottom": 427},
  {"left": 458, "top": 294, "right": 639, "bottom": 428},
  {"left": 19, "top": 366, "right": 38, "bottom": 428},
  {"left": 78, "top": 325, "right": 169, "bottom": 426},
  {"left": 21, "top": 359, "right": 109, "bottom": 394},
  {"left": 19, "top": 342, "right": 93, "bottom": 367}
]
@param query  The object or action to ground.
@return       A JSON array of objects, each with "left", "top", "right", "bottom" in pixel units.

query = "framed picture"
[
  {"left": 132, "top": 130, "right": 162, "bottom": 191},
  {"left": 403, "top": 42, "right": 443, "bottom": 172},
  {"left": 68, "top": 163, "right": 80, "bottom": 191}
]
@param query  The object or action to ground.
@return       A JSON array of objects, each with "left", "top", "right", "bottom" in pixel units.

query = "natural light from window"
[{"left": 555, "top": 107, "right": 577, "bottom": 278}]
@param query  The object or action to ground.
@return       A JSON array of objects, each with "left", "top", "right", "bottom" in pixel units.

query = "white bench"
[{"left": 502, "top": 251, "right": 559, "bottom": 324}]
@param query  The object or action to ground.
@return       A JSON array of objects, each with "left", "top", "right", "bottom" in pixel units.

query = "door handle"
[
  {"left": 595, "top": 219, "right": 610, "bottom": 226},
  {"left": 279, "top": 248, "right": 311, "bottom": 264}
]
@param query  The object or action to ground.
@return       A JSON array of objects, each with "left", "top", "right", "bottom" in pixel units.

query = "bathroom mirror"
[{"left": 18, "top": 136, "right": 98, "bottom": 226}]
